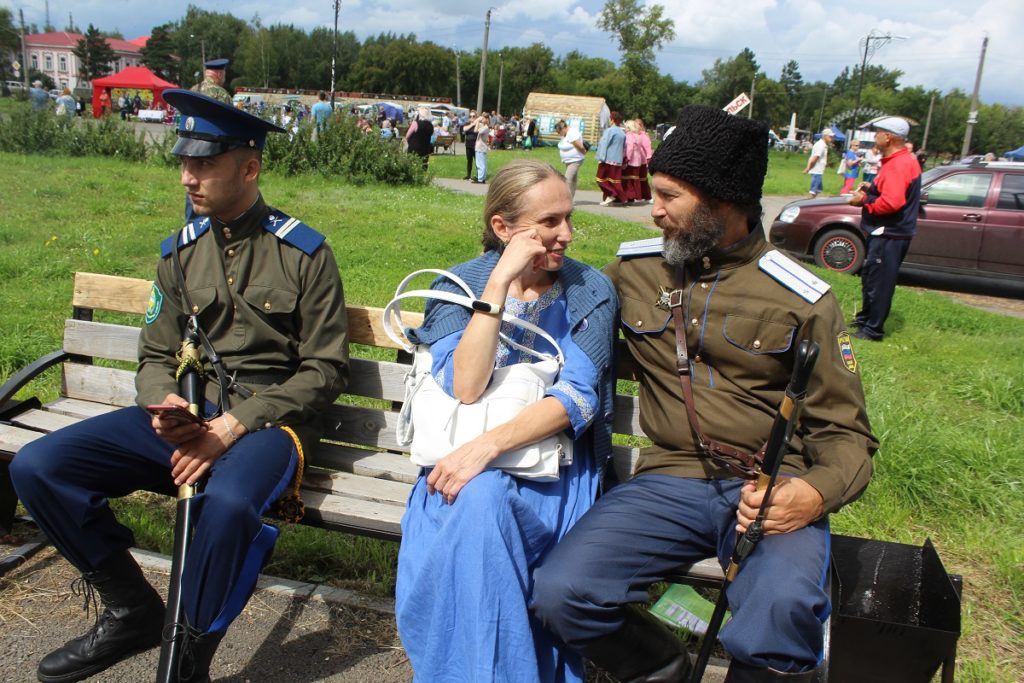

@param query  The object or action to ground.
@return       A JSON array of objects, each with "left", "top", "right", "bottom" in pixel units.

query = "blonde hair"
[
  {"left": 623, "top": 119, "right": 640, "bottom": 134},
  {"left": 481, "top": 160, "right": 565, "bottom": 252}
]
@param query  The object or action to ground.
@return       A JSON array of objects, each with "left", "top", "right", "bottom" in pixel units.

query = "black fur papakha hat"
[{"left": 649, "top": 105, "right": 769, "bottom": 206}]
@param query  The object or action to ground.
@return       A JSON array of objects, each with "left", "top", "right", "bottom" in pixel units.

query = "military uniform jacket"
[
  {"left": 605, "top": 229, "right": 877, "bottom": 513},
  {"left": 136, "top": 195, "right": 350, "bottom": 457},
  {"left": 191, "top": 78, "right": 231, "bottom": 104}
]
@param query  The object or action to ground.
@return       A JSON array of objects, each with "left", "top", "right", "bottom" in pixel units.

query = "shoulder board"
[
  {"left": 758, "top": 250, "right": 830, "bottom": 304},
  {"left": 263, "top": 211, "right": 325, "bottom": 256},
  {"left": 160, "top": 217, "right": 211, "bottom": 258},
  {"left": 617, "top": 236, "right": 663, "bottom": 258}
]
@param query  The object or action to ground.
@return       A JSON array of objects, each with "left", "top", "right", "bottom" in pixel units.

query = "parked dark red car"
[{"left": 768, "top": 162, "right": 1024, "bottom": 292}]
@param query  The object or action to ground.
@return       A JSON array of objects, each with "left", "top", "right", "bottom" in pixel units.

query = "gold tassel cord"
[{"left": 273, "top": 425, "right": 306, "bottom": 523}]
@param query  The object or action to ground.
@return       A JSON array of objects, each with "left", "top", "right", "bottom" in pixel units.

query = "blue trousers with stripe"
[
  {"left": 10, "top": 406, "right": 297, "bottom": 633},
  {"left": 530, "top": 474, "right": 830, "bottom": 673}
]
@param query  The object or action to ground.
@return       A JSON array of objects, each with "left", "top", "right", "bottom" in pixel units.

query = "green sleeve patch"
[{"left": 145, "top": 283, "right": 164, "bottom": 324}]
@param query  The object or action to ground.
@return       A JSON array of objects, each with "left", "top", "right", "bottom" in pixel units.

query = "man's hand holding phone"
[{"left": 147, "top": 394, "right": 208, "bottom": 444}]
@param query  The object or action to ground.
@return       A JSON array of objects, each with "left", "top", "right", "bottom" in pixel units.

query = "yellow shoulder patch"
[{"left": 837, "top": 331, "right": 857, "bottom": 373}]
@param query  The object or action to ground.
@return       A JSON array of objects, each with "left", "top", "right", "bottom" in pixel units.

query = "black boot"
[
  {"left": 179, "top": 630, "right": 225, "bottom": 683},
  {"left": 37, "top": 551, "right": 165, "bottom": 683},
  {"left": 581, "top": 607, "right": 692, "bottom": 682},
  {"left": 724, "top": 659, "right": 821, "bottom": 682}
]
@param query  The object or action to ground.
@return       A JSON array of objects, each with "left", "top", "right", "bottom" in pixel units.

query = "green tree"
[
  {"left": 596, "top": 0, "right": 675, "bottom": 123},
  {"left": 694, "top": 47, "right": 759, "bottom": 110},
  {"left": 0, "top": 9, "right": 21, "bottom": 86},
  {"left": 141, "top": 24, "right": 177, "bottom": 81},
  {"left": 172, "top": 5, "right": 249, "bottom": 87},
  {"left": 73, "top": 24, "right": 116, "bottom": 81}
]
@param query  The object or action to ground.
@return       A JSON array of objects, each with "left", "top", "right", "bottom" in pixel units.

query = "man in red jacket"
[{"left": 848, "top": 117, "right": 921, "bottom": 341}]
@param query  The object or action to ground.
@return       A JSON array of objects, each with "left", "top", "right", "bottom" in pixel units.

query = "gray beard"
[{"left": 662, "top": 203, "right": 727, "bottom": 268}]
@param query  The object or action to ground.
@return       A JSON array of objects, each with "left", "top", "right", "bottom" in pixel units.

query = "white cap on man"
[
  {"left": 872, "top": 117, "right": 910, "bottom": 138},
  {"left": 821, "top": 127, "right": 834, "bottom": 137}
]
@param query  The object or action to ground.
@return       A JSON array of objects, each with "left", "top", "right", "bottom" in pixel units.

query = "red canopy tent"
[{"left": 91, "top": 66, "right": 179, "bottom": 118}]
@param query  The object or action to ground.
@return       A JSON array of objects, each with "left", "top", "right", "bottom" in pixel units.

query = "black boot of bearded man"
[
  {"left": 580, "top": 606, "right": 693, "bottom": 682},
  {"left": 724, "top": 659, "right": 822, "bottom": 682},
  {"left": 178, "top": 630, "right": 225, "bottom": 683},
  {"left": 36, "top": 550, "right": 165, "bottom": 683}
]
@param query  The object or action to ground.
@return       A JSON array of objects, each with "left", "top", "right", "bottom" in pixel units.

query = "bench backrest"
[{"left": 63, "top": 273, "right": 644, "bottom": 484}]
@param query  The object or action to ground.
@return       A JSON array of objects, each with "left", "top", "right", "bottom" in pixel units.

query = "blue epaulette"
[
  {"left": 161, "top": 217, "right": 212, "bottom": 258},
  {"left": 617, "top": 236, "right": 663, "bottom": 258},
  {"left": 263, "top": 210, "right": 325, "bottom": 256}
]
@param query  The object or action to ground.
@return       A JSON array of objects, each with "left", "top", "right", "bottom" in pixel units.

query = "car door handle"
[{"left": 962, "top": 213, "right": 983, "bottom": 222}]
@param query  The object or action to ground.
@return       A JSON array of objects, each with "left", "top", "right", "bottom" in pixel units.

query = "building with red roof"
[{"left": 23, "top": 31, "right": 149, "bottom": 91}]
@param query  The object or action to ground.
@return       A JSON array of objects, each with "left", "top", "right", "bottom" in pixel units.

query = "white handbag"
[{"left": 383, "top": 269, "right": 572, "bottom": 481}]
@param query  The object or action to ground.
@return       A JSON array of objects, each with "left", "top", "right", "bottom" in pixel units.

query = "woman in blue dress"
[{"left": 395, "top": 159, "right": 618, "bottom": 683}]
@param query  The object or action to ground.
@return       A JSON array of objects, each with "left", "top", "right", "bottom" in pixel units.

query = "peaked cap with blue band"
[
  {"left": 204, "top": 58, "right": 230, "bottom": 70},
  {"left": 163, "top": 88, "right": 285, "bottom": 158}
]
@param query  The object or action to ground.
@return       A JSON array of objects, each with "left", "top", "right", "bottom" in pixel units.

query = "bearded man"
[{"left": 531, "top": 105, "right": 878, "bottom": 682}]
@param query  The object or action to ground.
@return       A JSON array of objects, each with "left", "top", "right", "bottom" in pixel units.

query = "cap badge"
[{"left": 185, "top": 116, "right": 195, "bottom": 132}]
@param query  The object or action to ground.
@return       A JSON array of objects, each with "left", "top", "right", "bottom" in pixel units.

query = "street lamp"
[
  {"left": 189, "top": 33, "right": 206, "bottom": 70},
  {"left": 850, "top": 30, "right": 905, "bottom": 142}
]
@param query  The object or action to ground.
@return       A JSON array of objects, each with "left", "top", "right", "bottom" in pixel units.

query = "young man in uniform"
[
  {"left": 848, "top": 116, "right": 921, "bottom": 342},
  {"left": 532, "top": 105, "right": 877, "bottom": 682},
  {"left": 190, "top": 58, "right": 232, "bottom": 104},
  {"left": 11, "top": 89, "right": 350, "bottom": 683}
]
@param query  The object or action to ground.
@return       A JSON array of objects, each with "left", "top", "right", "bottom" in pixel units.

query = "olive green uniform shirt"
[
  {"left": 191, "top": 78, "right": 231, "bottom": 104},
  {"left": 605, "top": 229, "right": 876, "bottom": 513},
  {"left": 136, "top": 195, "right": 350, "bottom": 456}
]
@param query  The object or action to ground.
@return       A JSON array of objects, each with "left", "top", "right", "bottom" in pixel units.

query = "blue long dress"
[{"left": 396, "top": 281, "right": 602, "bottom": 683}]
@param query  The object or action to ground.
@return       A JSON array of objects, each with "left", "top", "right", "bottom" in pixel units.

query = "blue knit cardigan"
[{"left": 406, "top": 250, "right": 619, "bottom": 474}]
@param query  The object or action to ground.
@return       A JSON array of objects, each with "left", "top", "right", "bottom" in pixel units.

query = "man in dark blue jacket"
[{"left": 849, "top": 116, "right": 921, "bottom": 341}]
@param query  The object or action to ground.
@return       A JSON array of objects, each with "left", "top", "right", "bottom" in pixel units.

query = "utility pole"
[
  {"left": 816, "top": 87, "right": 828, "bottom": 133},
  {"left": 330, "top": 0, "right": 340, "bottom": 109},
  {"left": 960, "top": 35, "right": 989, "bottom": 159},
  {"left": 921, "top": 94, "right": 935, "bottom": 151},
  {"left": 475, "top": 9, "right": 491, "bottom": 114},
  {"left": 19, "top": 9, "right": 28, "bottom": 88},
  {"left": 852, "top": 31, "right": 905, "bottom": 143},
  {"left": 496, "top": 52, "right": 504, "bottom": 117},
  {"left": 454, "top": 48, "right": 461, "bottom": 107},
  {"left": 747, "top": 75, "right": 755, "bottom": 119}
]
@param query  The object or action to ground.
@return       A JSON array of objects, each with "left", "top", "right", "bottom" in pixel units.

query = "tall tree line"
[{"left": 102, "top": 3, "right": 1023, "bottom": 155}]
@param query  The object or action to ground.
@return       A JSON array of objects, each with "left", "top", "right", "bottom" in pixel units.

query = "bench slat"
[
  {"left": 0, "top": 424, "right": 44, "bottom": 456},
  {"left": 348, "top": 305, "right": 421, "bottom": 350},
  {"left": 73, "top": 272, "right": 153, "bottom": 315},
  {"left": 63, "top": 364, "right": 136, "bottom": 407},
  {"left": 321, "top": 404, "right": 407, "bottom": 453},
  {"left": 64, "top": 319, "right": 139, "bottom": 362},
  {"left": 10, "top": 408, "right": 83, "bottom": 433},
  {"left": 302, "top": 469, "right": 410, "bottom": 507},
  {"left": 312, "top": 443, "right": 420, "bottom": 484},
  {"left": 299, "top": 490, "right": 403, "bottom": 537},
  {"left": 44, "top": 397, "right": 123, "bottom": 420},
  {"left": 345, "top": 357, "right": 409, "bottom": 403}
]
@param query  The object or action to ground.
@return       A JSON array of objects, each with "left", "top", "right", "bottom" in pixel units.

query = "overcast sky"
[{"left": 16, "top": 0, "right": 1023, "bottom": 107}]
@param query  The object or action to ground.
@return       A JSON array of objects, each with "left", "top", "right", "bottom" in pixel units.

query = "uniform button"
[
  {"left": 691, "top": 318, "right": 699, "bottom": 326},
  {"left": 227, "top": 276, "right": 234, "bottom": 285},
  {"left": 700, "top": 282, "right": 709, "bottom": 290},
  {"left": 264, "top": 301, "right": 272, "bottom": 311},
  {"left": 636, "top": 320, "right": 643, "bottom": 327},
  {"left": 222, "top": 228, "right": 232, "bottom": 239},
  {"left": 694, "top": 355, "right": 702, "bottom": 363},
  {"left": 227, "top": 249, "right": 235, "bottom": 257},
  {"left": 753, "top": 340, "right": 762, "bottom": 349},
  {"left": 702, "top": 256, "right": 712, "bottom": 269},
  {"left": 191, "top": 305, "right": 199, "bottom": 314},
  {"left": 264, "top": 422, "right": 273, "bottom": 429}
]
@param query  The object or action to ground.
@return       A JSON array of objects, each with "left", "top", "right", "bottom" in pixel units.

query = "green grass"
[{"left": 2, "top": 153, "right": 1021, "bottom": 680}]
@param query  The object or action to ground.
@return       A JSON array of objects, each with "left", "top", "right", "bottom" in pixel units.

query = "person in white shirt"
[
  {"left": 802, "top": 128, "right": 834, "bottom": 198},
  {"left": 555, "top": 120, "right": 587, "bottom": 198}
]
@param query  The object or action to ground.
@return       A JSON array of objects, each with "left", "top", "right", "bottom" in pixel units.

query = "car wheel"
[{"left": 813, "top": 228, "right": 864, "bottom": 273}]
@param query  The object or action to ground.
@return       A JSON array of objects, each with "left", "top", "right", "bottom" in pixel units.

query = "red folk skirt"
[
  {"left": 622, "top": 163, "right": 651, "bottom": 201},
  {"left": 596, "top": 162, "right": 627, "bottom": 202}
]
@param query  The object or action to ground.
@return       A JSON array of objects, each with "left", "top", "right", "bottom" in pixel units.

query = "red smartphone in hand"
[{"left": 145, "top": 404, "right": 204, "bottom": 426}]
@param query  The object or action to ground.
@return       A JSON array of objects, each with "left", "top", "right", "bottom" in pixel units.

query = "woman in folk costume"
[
  {"left": 622, "top": 119, "right": 654, "bottom": 202},
  {"left": 395, "top": 160, "right": 618, "bottom": 683},
  {"left": 596, "top": 111, "right": 628, "bottom": 205}
]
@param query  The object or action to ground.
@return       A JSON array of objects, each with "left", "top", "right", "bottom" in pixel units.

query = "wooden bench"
[
  {"left": 0, "top": 272, "right": 961, "bottom": 681},
  {"left": 433, "top": 133, "right": 456, "bottom": 155}
]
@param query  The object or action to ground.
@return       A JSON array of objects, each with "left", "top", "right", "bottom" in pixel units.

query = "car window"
[
  {"left": 925, "top": 173, "right": 992, "bottom": 208},
  {"left": 996, "top": 174, "right": 1024, "bottom": 211}
]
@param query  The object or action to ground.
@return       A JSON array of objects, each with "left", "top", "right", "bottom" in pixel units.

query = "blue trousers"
[
  {"left": 10, "top": 406, "right": 297, "bottom": 633},
  {"left": 530, "top": 475, "right": 830, "bottom": 673},
  {"left": 856, "top": 236, "right": 911, "bottom": 340}
]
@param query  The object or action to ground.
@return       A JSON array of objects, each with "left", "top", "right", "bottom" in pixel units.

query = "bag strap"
[{"left": 383, "top": 268, "right": 564, "bottom": 365}]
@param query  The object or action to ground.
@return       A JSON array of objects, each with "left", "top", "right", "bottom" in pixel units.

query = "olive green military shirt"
[
  {"left": 136, "top": 195, "right": 350, "bottom": 456},
  {"left": 191, "top": 78, "right": 231, "bottom": 105},
  {"left": 605, "top": 229, "right": 877, "bottom": 513}
]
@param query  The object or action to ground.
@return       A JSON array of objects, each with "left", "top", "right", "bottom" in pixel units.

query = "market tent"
[
  {"left": 1005, "top": 146, "right": 1024, "bottom": 160},
  {"left": 90, "top": 66, "right": 179, "bottom": 118},
  {"left": 523, "top": 92, "right": 609, "bottom": 146}
]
